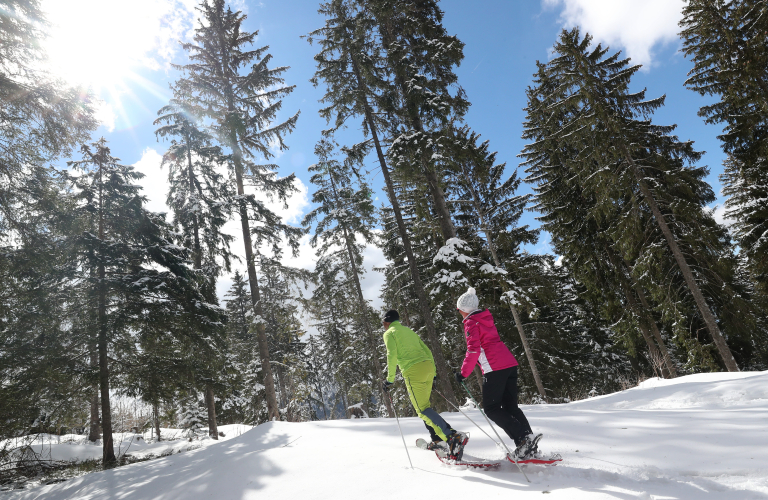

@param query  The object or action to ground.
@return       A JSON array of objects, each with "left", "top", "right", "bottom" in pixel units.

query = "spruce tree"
[
  {"left": 680, "top": 0, "right": 768, "bottom": 296},
  {"left": 155, "top": 86, "right": 234, "bottom": 439},
  {"left": 365, "top": 0, "right": 468, "bottom": 246},
  {"left": 448, "top": 127, "right": 549, "bottom": 398},
  {"left": 302, "top": 139, "right": 393, "bottom": 416},
  {"left": 66, "top": 138, "right": 225, "bottom": 464},
  {"left": 309, "top": 0, "right": 456, "bottom": 403},
  {"left": 173, "top": 0, "right": 301, "bottom": 420},
  {"left": 523, "top": 29, "right": 741, "bottom": 372},
  {"left": 255, "top": 255, "right": 310, "bottom": 420},
  {"left": 0, "top": 0, "right": 97, "bottom": 240}
]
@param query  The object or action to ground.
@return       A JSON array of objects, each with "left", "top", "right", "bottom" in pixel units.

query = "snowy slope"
[{"left": 6, "top": 371, "right": 768, "bottom": 499}]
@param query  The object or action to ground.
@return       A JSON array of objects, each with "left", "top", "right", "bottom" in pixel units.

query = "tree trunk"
[
  {"left": 627, "top": 152, "right": 739, "bottom": 372},
  {"left": 187, "top": 145, "right": 221, "bottom": 434},
  {"left": 231, "top": 144, "right": 281, "bottom": 419},
  {"left": 349, "top": 55, "right": 457, "bottom": 405},
  {"left": 89, "top": 392, "right": 100, "bottom": 443},
  {"left": 97, "top": 158, "right": 116, "bottom": 465},
  {"left": 632, "top": 280, "right": 677, "bottom": 377},
  {"left": 153, "top": 402, "right": 161, "bottom": 442},
  {"left": 88, "top": 347, "right": 100, "bottom": 442},
  {"left": 205, "top": 385, "right": 218, "bottom": 439},
  {"left": 605, "top": 244, "right": 675, "bottom": 378},
  {"left": 472, "top": 365, "right": 483, "bottom": 400}
]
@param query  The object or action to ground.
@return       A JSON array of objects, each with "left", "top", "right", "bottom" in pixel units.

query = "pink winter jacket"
[{"left": 460, "top": 309, "right": 518, "bottom": 378}]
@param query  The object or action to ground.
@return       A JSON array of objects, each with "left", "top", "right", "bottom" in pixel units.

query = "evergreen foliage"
[
  {"left": 302, "top": 139, "right": 391, "bottom": 415},
  {"left": 65, "top": 137, "right": 226, "bottom": 463},
  {"left": 521, "top": 29, "right": 758, "bottom": 373},
  {"left": 680, "top": 0, "right": 768, "bottom": 298},
  {"left": 172, "top": 0, "right": 301, "bottom": 421}
]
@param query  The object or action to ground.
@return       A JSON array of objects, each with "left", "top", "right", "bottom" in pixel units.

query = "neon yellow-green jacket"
[{"left": 383, "top": 321, "right": 435, "bottom": 383}]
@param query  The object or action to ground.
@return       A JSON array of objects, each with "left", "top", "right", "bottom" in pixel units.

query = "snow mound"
[{"left": 570, "top": 371, "right": 768, "bottom": 410}]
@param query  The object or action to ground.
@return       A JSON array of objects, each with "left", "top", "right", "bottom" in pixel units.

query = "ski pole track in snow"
[{"left": 5, "top": 372, "right": 768, "bottom": 499}]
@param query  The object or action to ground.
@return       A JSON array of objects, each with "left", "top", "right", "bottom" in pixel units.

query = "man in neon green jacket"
[{"left": 381, "top": 309, "right": 468, "bottom": 459}]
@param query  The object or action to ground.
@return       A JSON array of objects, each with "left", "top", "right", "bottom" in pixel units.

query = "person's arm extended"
[
  {"left": 460, "top": 323, "right": 481, "bottom": 377},
  {"left": 384, "top": 330, "right": 398, "bottom": 383}
]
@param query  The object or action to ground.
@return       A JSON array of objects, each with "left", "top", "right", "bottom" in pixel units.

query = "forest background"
[{"left": 2, "top": 0, "right": 767, "bottom": 472}]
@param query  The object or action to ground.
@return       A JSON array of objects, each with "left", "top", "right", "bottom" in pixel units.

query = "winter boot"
[
  {"left": 447, "top": 430, "right": 469, "bottom": 461},
  {"left": 512, "top": 432, "right": 542, "bottom": 460},
  {"left": 426, "top": 440, "right": 448, "bottom": 453}
]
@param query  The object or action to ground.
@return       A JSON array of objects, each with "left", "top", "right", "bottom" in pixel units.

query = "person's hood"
[{"left": 463, "top": 308, "right": 494, "bottom": 328}]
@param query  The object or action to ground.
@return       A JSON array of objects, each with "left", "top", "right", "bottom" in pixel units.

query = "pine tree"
[
  {"left": 309, "top": 0, "right": 456, "bottom": 404},
  {"left": 0, "top": 0, "right": 97, "bottom": 241},
  {"left": 366, "top": 0, "right": 468, "bottom": 246},
  {"left": 255, "top": 256, "right": 310, "bottom": 421},
  {"left": 66, "top": 138, "right": 226, "bottom": 464},
  {"left": 448, "top": 126, "right": 549, "bottom": 398},
  {"left": 302, "top": 139, "right": 393, "bottom": 416},
  {"left": 522, "top": 29, "right": 741, "bottom": 372},
  {"left": 173, "top": 0, "right": 301, "bottom": 420},
  {"left": 180, "top": 393, "right": 206, "bottom": 438},
  {"left": 0, "top": 1, "right": 97, "bottom": 439},
  {"left": 680, "top": 0, "right": 768, "bottom": 297},
  {"left": 155, "top": 86, "right": 235, "bottom": 438},
  {"left": 0, "top": 204, "right": 92, "bottom": 440}
]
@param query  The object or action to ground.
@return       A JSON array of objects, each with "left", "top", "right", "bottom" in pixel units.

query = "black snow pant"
[
  {"left": 425, "top": 421, "right": 441, "bottom": 442},
  {"left": 482, "top": 366, "right": 532, "bottom": 446}
]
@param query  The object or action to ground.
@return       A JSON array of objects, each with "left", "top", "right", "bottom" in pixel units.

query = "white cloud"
[
  {"left": 94, "top": 101, "right": 117, "bottom": 133},
  {"left": 710, "top": 204, "right": 735, "bottom": 231},
  {"left": 132, "top": 148, "right": 170, "bottom": 216},
  {"left": 544, "top": 0, "right": 685, "bottom": 67}
]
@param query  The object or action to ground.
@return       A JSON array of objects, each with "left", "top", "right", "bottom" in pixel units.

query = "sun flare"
[{"left": 41, "top": 0, "right": 197, "bottom": 127}]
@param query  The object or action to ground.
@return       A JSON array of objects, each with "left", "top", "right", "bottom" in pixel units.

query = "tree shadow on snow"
[{"left": 15, "top": 426, "right": 293, "bottom": 500}]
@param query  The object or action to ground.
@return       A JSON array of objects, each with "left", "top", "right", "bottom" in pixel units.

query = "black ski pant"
[{"left": 482, "top": 366, "right": 532, "bottom": 446}]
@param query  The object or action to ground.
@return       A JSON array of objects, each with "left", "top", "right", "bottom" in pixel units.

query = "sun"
[{"left": 41, "top": 0, "right": 196, "bottom": 102}]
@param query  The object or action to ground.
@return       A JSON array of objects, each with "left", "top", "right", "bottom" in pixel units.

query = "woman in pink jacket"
[{"left": 454, "top": 287, "right": 542, "bottom": 460}]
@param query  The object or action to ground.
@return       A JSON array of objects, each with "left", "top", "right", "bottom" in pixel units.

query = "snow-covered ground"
[
  {"left": 6, "top": 371, "right": 768, "bottom": 499},
  {"left": 1, "top": 424, "right": 254, "bottom": 464}
]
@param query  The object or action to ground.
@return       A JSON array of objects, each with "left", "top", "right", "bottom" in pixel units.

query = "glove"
[
  {"left": 382, "top": 380, "right": 393, "bottom": 393},
  {"left": 454, "top": 371, "right": 466, "bottom": 384}
]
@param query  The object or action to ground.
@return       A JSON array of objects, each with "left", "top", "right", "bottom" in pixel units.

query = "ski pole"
[
  {"left": 434, "top": 386, "right": 530, "bottom": 482},
  {"left": 459, "top": 380, "right": 529, "bottom": 481},
  {"left": 388, "top": 391, "right": 413, "bottom": 469},
  {"left": 432, "top": 388, "right": 496, "bottom": 442}
]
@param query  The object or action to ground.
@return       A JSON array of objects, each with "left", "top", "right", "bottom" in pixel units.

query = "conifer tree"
[
  {"left": 0, "top": 0, "right": 97, "bottom": 241},
  {"left": 448, "top": 127, "right": 548, "bottom": 398},
  {"left": 523, "top": 29, "right": 741, "bottom": 372},
  {"left": 67, "top": 138, "right": 226, "bottom": 464},
  {"left": 309, "top": 0, "right": 456, "bottom": 403},
  {"left": 173, "top": 0, "right": 301, "bottom": 420},
  {"left": 155, "top": 86, "right": 234, "bottom": 438},
  {"left": 365, "top": 0, "right": 468, "bottom": 246},
  {"left": 180, "top": 393, "right": 206, "bottom": 438},
  {"left": 680, "top": 0, "right": 768, "bottom": 296},
  {"left": 255, "top": 255, "right": 309, "bottom": 420},
  {"left": 302, "top": 139, "right": 393, "bottom": 416},
  {"left": 0, "top": 208, "right": 91, "bottom": 440}
]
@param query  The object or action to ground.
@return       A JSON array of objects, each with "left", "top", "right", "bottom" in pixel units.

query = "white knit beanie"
[{"left": 456, "top": 287, "right": 479, "bottom": 313}]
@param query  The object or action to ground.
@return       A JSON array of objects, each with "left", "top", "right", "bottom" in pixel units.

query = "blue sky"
[{"left": 41, "top": 0, "right": 727, "bottom": 308}]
